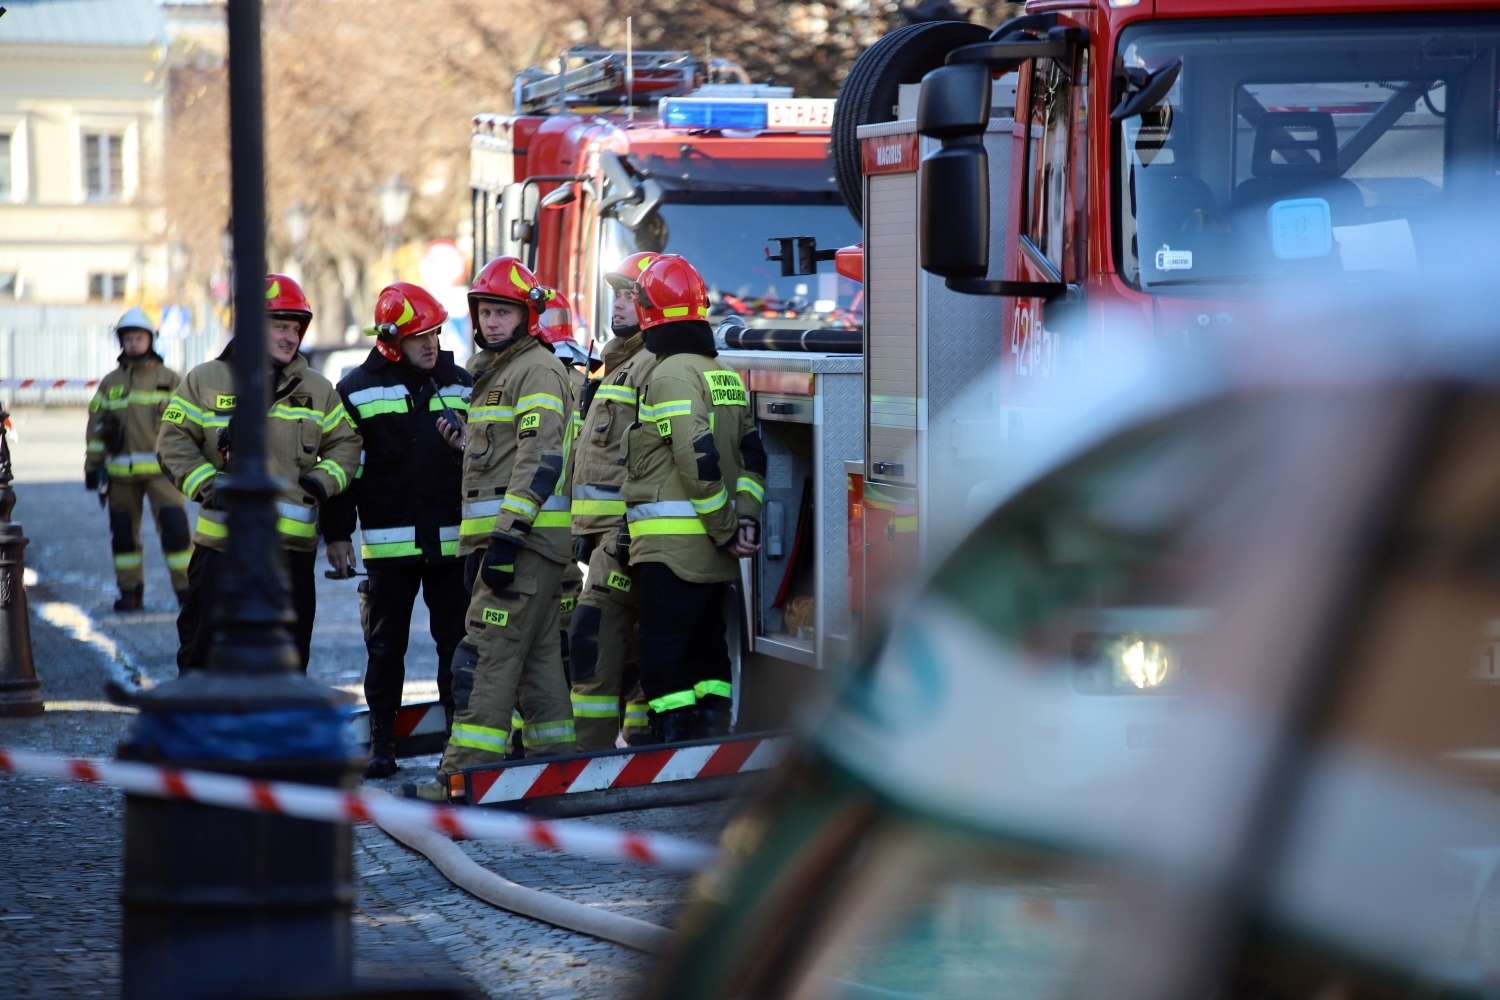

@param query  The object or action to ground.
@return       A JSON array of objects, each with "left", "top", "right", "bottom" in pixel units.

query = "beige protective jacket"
[
  {"left": 623, "top": 353, "right": 764, "bottom": 584},
  {"left": 569, "top": 333, "right": 648, "bottom": 537},
  {"left": 458, "top": 335, "right": 573, "bottom": 565},
  {"left": 156, "top": 344, "right": 361, "bottom": 552},
  {"left": 86, "top": 353, "right": 181, "bottom": 481}
]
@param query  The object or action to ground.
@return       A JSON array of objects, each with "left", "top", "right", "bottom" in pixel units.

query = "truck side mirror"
[
  {"left": 599, "top": 151, "right": 664, "bottom": 232},
  {"left": 917, "top": 63, "right": 992, "bottom": 280}
]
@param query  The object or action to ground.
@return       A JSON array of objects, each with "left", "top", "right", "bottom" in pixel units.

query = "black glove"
[
  {"left": 85, "top": 469, "right": 99, "bottom": 491},
  {"left": 572, "top": 534, "right": 596, "bottom": 564},
  {"left": 614, "top": 525, "right": 631, "bottom": 568},
  {"left": 480, "top": 536, "right": 521, "bottom": 592},
  {"left": 298, "top": 475, "right": 327, "bottom": 505},
  {"left": 198, "top": 473, "right": 226, "bottom": 512}
]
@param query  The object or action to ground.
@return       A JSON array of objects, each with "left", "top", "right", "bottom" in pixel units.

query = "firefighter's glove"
[
  {"left": 614, "top": 525, "right": 631, "bottom": 568},
  {"left": 573, "top": 534, "right": 596, "bottom": 564},
  {"left": 480, "top": 536, "right": 521, "bottom": 593},
  {"left": 84, "top": 468, "right": 100, "bottom": 491},
  {"left": 297, "top": 475, "right": 327, "bottom": 506},
  {"left": 198, "top": 473, "right": 229, "bottom": 512}
]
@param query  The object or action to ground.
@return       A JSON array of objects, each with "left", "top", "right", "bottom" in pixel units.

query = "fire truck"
[
  {"left": 468, "top": 47, "right": 863, "bottom": 347},
  {"left": 816, "top": 1, "right": 1500, "bottom": 652}
]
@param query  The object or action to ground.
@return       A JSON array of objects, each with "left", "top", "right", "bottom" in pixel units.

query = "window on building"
[
  {"left": 0, "top": 134, "right": 11, "bottom": 200},
  {"left": 88, "top": 273, "right": 127, "bottom": 301},
  {"left": 83, "top": 132, "right": 123, "bottom": 200}
]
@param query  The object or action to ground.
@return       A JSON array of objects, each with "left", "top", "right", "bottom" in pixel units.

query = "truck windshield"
[
  {"left": 1115, "top": 14, "right": 1500, "bottom": 294},
  {"left": 600, "top": 201, "right": 862, "bottom": 328}
]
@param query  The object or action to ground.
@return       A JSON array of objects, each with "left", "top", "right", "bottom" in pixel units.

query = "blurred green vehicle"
[{"left": 647, "top": 328, "right": 1500, "bottom": 1000}]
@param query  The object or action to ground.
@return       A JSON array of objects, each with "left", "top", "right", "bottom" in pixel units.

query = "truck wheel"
[{"left": 830, "top": 19, "right": 991, "bottom": 222}]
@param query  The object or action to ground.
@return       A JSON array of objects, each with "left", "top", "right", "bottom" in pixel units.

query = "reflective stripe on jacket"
[
  {"left": 623, "top": 352, "right": 764, "bottom": 584},
  {"left": 86, "top": 353, "right": 180, "bottom": 481},
  {"left": 155, "top": 341, "right": 362, "bottom": 552},
  {"left": 459, "top": 335, "right": 573, "bottom": 565},
  {"left": 320, "top": 348, "right": 470, "bottom": 565},
  {"left": 568, "top": 333, "right": 646, "bottom": 536}
]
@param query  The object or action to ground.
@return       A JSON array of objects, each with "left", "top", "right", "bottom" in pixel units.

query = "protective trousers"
[
  {"left": 177, "top": 545, "right": 317, "bottom": 672},
  {"left": 361, "top": 561, "right": 467, "bottom": 716},
  {"left": 635, "top": 561, "right": 732, "bottom": 715},
  {"left": 569, "top": 540, "right": 649, "bottom": 751},
  {"left": 558, "top": 557, "right": 582, "bottom": 682},
  {"left": 440, "top": 547, "right": 574, "bottom": 773},
  {"left": 108, "top": 476, "right": 190, "bottom": 592}
]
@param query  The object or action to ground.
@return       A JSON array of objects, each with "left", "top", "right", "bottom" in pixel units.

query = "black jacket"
[{"left": 322, "top": 348, "right": 471, "bottom": 564}]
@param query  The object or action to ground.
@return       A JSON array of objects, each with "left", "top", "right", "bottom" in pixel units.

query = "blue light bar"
[{"left": 659, "top": 99, "right": 768, "bottom": 130}]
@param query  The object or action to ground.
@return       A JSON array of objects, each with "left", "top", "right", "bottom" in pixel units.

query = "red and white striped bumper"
[
  {"left": 349, "top": 701, "right": 447, "bottom": 757},
  {"left": 462, "top": 734, "right": 793, "bottom": 814}
]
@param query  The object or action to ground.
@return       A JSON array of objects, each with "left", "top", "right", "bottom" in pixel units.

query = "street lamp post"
[
  {"left": 117, "top": 2, "right": 361, "bottom": 997},
  {"left": 378, "top": 173, "right": 411, "bottom": 282}
]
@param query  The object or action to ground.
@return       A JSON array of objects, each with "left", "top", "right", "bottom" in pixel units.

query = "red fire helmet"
[
  {"left": 603, "top": 251, "right": 662, "bottom": 292},
  {"left": 633, "top": 254, "right": 709, "bottom": 331},
  {"left": 534, "top": 291, "right": 576, "bottom": 346},
  {"left": 368, "top": 282, "right": 448, "bottom": 362},
  {"left": 265, "top": 273, "right": 313, "bottom": 334},
  {"left": 468, "top": 255, "right": 547, "bottom": 330}
]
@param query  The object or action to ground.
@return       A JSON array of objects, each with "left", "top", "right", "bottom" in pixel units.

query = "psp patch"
[
  {"left": 606, "top": 570, "right": 633, "bottom": 593},
  {"left": 162, "top": 405, "right": 186, "bottom": 425},
  {"left": 216, "top": 394, "right": 237, "bottom": 410},
  {"left": 520, "top": 412, "right": 541, "bottom": 431},
  {"left": 559, "top": 596, "right": 577, "bottom": 613},
  {"left": 704, "top": 370, "right": 746, "bottom": 407},
  {"left": 482, "top": 607, "right": 509, "bottom": 627}
]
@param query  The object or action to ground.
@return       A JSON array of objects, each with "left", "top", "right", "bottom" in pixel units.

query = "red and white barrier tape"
[
  {"left": 0, "top": 746, "right": 720, "bottom": 873},
  {"left": 0, "top": 379, "right": 100, "bottom": 390}
]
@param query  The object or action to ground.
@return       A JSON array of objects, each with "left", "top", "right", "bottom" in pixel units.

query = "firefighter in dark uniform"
[{"left": 322, "top": 282, "right": 472, "bottom": 778}]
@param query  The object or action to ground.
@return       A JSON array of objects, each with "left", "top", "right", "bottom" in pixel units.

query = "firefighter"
[
  {"left": 158, "top": 274, "right": 361, "bottom": 672},
  {"left": 567, "top": 251, "right": 661, "bottom": 750},
  {"left": 620, "top": 254, "right": 765, "bottom": 743},
  {"left": 85, "top": 308, "right": 191, "bottom": 612},
  {"left": 408, "top": 256, "right": 575, "bottom": 801},
  {"left": 321, "top": 282, "right": 471, "bottom": 778}
]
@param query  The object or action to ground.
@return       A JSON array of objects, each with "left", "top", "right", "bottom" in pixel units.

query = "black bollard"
[
  {"left": 0, "top": 405, "right": 42, "bottom": 719},
  {"left": 116, "top": 1, "right": 361, "bottom": 996}
]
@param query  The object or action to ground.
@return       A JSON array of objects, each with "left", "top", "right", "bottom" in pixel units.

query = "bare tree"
[{"left": 164, "top": 0, "right": 1013, "bottom": 343}]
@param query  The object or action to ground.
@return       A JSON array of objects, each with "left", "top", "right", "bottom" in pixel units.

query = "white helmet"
[{"left": 114, "top": 307, "right": 156, "bottom": 339}]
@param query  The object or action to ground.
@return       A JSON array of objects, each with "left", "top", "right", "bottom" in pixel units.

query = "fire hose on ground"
[{"left": 0, "top": 746, "right": 714, "bottom": 952}]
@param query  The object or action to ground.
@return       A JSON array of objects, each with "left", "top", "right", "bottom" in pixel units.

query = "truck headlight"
[{"left": 1114, "top": 636, "right": 1172, "bottom": 689}]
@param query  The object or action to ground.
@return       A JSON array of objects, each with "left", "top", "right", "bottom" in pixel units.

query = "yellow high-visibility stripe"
[{"left": 628, "top": 518, "right": 708, "bottom": 537}]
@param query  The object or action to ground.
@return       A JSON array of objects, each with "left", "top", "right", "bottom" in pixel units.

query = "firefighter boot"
[
  {"left": 653, "top": 707, "right": 697, "bottom": 745},
  {"left": 697, "top": 706, "right": 732, "bottom": 740},
  {"left": 401, "top": 776, "right": 453, "bottom": 802},
  {"left": 364, "top": 710, "right": 399, "bottom": 779},
  {"left": 114, "top": 584, "right": 143, "bottom": 613}
]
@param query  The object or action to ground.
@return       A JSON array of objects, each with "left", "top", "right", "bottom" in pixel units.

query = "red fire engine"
[
  {"left": 468, "top": 46, "right": 863, "bottom": 349},
  {"left": 828, "top": 0, "right": 1500, "bottom": 648}
]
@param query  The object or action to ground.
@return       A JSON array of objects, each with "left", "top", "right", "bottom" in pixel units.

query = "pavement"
[{"left": 0, "top": 406, "right": 734, "bottom": 998}]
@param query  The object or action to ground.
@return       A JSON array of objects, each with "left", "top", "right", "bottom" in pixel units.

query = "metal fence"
[{"left": 0, "top": 326, "right": 220, "bottom": 407}]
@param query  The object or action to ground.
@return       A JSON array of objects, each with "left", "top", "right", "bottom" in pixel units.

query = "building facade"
[{"left": 0, "top": 0, "right": 169, "bottom": 309}]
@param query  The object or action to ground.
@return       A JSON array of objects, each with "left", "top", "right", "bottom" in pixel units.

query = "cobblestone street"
[{"left": 0, "top": 407, "right": 731, "bottom": 998}]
